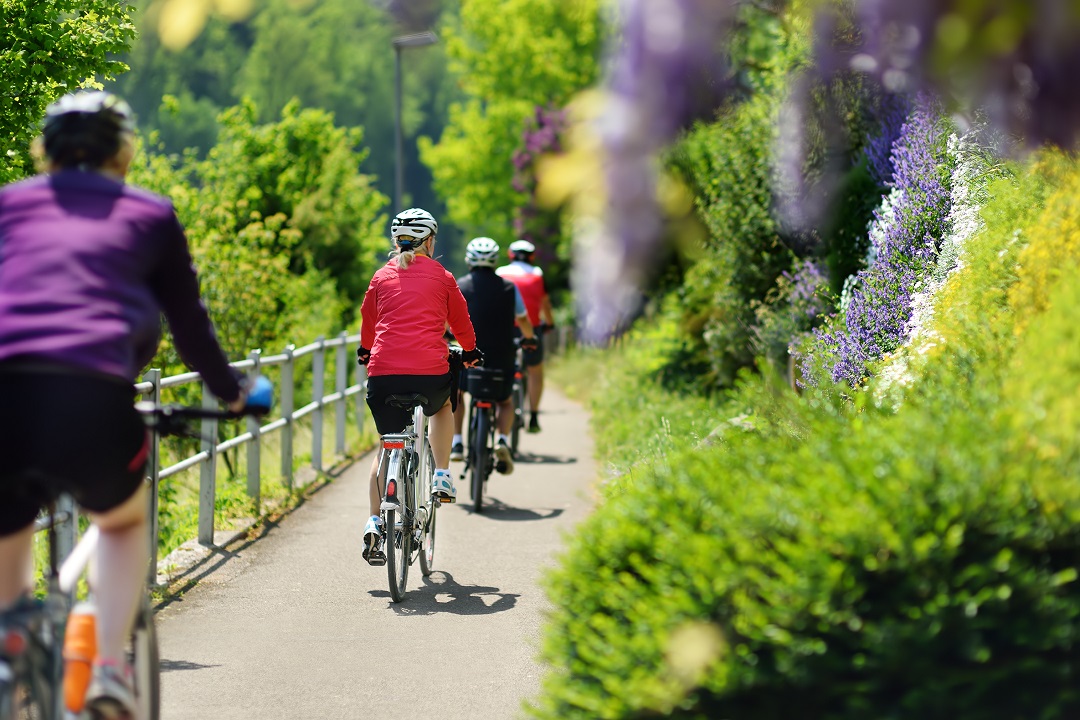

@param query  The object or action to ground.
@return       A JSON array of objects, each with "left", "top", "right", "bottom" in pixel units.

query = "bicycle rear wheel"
[
  {"left": 470, "top": 408, "right": 490, "bottom": 513},
  {"left": 418, "top": 440, "right": 437, "bottom": 576},
  {"left": 129, "top": 598, "right": 160, "bottom": 720},
  {"left": 384, "top": 451, "right": 411, "bottom": 602}
]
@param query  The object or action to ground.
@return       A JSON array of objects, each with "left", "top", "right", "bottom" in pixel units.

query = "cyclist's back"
[
  {"left": 0, "top": 171, "right": 237, "bottom": 394},
  {"left": 457, "top": 266, "right": 518, "bottom": 370}
]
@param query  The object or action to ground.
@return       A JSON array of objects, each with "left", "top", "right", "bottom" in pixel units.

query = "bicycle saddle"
[{"left": 385, "top": 393, "right": 428, "bottom": 410}]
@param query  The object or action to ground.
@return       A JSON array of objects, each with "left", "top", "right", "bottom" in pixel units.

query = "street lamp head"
[{"left": 392, "top": 31, "right": 439, "bottom": 49}]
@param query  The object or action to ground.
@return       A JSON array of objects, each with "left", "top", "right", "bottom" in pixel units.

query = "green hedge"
[{"left": 532, "top": 154, "right": 1080, "bottom": 719}]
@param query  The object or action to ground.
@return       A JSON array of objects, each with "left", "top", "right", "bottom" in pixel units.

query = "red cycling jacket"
[{"left": 360, "top": 255, "right": 476, "bottom": 377}]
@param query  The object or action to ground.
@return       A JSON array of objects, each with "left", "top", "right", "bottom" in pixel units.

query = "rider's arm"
[
  {"left": 149, "top": 212, "right": 242, "bottom": 404},
  {"left": 446, "top": 279, "right": 477, "bottom": 352},
  {"left": 540, "top": 292, "right": 555, "bottom": 328},
  {"left": 359, "top": 276, "right": 379, "bottom": 351},
  {"left": 513, "top": 286, "right": 535, "bottom": 339}
]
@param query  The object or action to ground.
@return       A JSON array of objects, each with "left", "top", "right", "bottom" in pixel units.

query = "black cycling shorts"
[
  {"left": 0, "top": 367, "right": 148, "bottom": 537},
  {"left": 366, "top": 373, "right": 453, "bottom": 436}
]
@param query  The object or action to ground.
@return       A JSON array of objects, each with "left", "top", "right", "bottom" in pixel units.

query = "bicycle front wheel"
[
  {"left": 510, "top": 374, "right": 524, "bottom": 458},
  {"left": 418, "top": 440, "right": 437, "bottom": 576},
  {"left": 0, "top": 664, "right": 49, "bottom": 720},
  {"left": 130, "top": 597, "right": 160, "bottom": 720}
]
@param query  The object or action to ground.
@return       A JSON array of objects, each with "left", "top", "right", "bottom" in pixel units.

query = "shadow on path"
[
  {"left": 160, "top": 659, "right": 221, "bottom": 673},
  {"left": 513, "top": 452, "right": 577, "bottom": 465},
  {"left": 368, "top": 571, "right": 519, "bottom": 617},
  {"left": 474, "top": 497, "right": 564, "bottom": 522}
]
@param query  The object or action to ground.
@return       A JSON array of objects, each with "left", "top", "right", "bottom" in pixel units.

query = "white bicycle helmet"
[
  {"left": 508, "top": 239, "right": 536, "bottom": 258},
  {"left": 391, "top": 208, "right": 438, "bottom": 241},
  {"left": 465, "top": 237, "right": 501, "bottom": 267}
]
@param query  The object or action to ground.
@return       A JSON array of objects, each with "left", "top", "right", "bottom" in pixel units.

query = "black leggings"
[{"left": 0, "top": 368, "right": 147, "bottom": 537}]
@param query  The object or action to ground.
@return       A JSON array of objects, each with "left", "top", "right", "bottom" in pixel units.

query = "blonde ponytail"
[
  {"left": 392, "top": 248, "right": 418, "bottom": 270},
  {"left": 390, "top": 234, "right": 433, "bottom": 270}
]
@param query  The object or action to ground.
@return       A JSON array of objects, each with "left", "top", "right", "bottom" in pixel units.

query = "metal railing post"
[
  {"left": 55, "top": 495, "right": 76, "bottom": 563},
  {"left": 281, "top": 344, "right": 295, "bottom": 491},
  {"left": 246, "top": 349, "right": 262, "bottom": 511},
  {"left": 198, "top": 379, "right": 218, "bottom": 546},
  {"left": 312, "top": 335, "right": 325, "bottom": 474},
  {"left": 335, "top": 331, "right": 347, "bottom": 456},
  {"left": 143, "top": 368, "right": 161, "bottom": 586}
]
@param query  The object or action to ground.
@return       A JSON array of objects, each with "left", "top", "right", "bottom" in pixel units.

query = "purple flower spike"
[{"left": 576, "top": 0, "right": 737, "bottom": 341}]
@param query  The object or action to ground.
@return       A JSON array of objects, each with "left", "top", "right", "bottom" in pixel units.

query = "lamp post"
[{"left": 392, "top": 31, "right": 439, "bottom": 213}]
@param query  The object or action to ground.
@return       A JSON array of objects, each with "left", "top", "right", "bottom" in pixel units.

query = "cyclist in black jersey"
[{"left": 451, "top": 238, "right": 537, "bottom": 472}]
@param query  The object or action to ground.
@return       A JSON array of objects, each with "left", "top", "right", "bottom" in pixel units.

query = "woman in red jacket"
[{"left": 357, "top": 208, "right": 481, "bottom": 564}]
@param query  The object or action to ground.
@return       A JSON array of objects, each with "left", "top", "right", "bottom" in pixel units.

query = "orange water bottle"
[{"left": 63, "top": 599, "right": 97, "bottom": 712}]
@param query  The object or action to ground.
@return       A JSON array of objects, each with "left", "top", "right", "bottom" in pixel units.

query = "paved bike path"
[{"left": 156, "top": 386, "right": 595, "bottom": 719}]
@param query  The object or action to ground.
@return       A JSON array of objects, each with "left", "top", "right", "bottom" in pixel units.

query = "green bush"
[
  {"left": 672, "top": 94, "right": 795, "bottom": 388},
  {"left": 533, "top": 370, "right": 1080, "bottom": 719},
  {"left": 533, "top": 152, "right": 1080, "bottom": 720}
]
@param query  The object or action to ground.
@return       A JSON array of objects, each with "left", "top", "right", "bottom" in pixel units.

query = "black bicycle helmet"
[{"left": 41, "top": 91, "right": 136, "bottom": 169}]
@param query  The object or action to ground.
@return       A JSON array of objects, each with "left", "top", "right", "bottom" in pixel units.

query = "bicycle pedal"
[
  {"left": 437, "top": 494, "right": 456, "bottom": 504},
  {"left": 365, "top": 552, "right": 386, "bottom": 567}
]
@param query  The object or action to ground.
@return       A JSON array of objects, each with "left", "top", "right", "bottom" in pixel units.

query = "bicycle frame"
[
  {"left": 376, "top": 404, "right": 437, "bottom": 603},
  {"left": 0, "top": 398, "right": 266, "bottom": 720}
]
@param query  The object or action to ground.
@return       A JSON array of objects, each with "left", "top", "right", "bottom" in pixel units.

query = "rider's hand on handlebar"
[
  {"left": 356, "top": 346, "right": 372, "bottom": 366},
  {"left": 228, "top": 375, "right": 274, "bottom": 415},
  {"left": 461, "top": 347, "right": 484, "bottom": 368}
]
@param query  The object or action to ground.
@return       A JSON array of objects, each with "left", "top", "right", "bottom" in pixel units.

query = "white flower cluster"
[
  {"left": 873, "top": 129, "right": 995, "bottom": 408},
  {"left": 840, "top": 187, "right": 903, "bottom": 314}
]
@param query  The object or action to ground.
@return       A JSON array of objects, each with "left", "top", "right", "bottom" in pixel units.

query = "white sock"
[
  {"left": 452, "top": 434, "right": 463, "bottom": 445},
  {"left": 497, "top": 434, "right": 510, "bottom": 445}
]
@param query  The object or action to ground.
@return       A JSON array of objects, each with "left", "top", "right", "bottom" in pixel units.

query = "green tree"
[
  {"left": 194, "top": 99, "right": 390, "bottom": 313},
  {"left": 420, "top": 0, "right": 603, "bottom": 238},
  {"left": 0, "top": 0, "right": 135, "bottom": 183}
]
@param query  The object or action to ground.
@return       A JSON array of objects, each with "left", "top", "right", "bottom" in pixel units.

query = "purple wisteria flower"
[
  {"left": 823, "top": 0, "right": 1080, "bottom": 151},
  {"left": 808, "top": 98, "right": 950, "bottom": 386},
  {"left": 513, "top": 105, "right": 567, "bottom": 250},
  {"left": 575, "top": 0, "right": 737, "bottom": 340}
]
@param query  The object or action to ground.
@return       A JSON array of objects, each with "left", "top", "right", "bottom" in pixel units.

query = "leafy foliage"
[
  {"left": 420, "top": 0, "right": 603, "bottom": 238},
  {"left": 535, "top": 153, "right": 1080, "bottom": 720},
  {"left": 0, "top": 0, "right": 135, "bottom": 183},
  {"left": 670, "top": 94, "right": 795, "bottom": 388}
]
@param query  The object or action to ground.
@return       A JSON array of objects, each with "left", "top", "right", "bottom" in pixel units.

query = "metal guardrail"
[{"left": 42, "top": 331, "right": 368, "bottom": 581}]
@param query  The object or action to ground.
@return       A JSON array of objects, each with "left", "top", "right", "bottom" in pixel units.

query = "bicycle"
[
  {"left": 0, "top": 378, "right": 272, "bottom": 720},
  {"left": 460, "top": 368, "right": 510, "bottom": 514},
  {"left": 509, "top": 343, "right": 528, "bottom": 459},
  {"left": 366, "top": 397, "right": 439, "bottom": 603}
]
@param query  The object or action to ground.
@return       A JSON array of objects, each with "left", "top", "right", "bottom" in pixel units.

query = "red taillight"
[
  {"left": 3, "top": 627, "right": 27, "bottom": 656},
  {"left": 477, "top": 401, "right": 492, "bottom": 408},
  {"left": 383, "top": 440, "right": 405, "bottom": 449},
  {"left": 514, "top": 372, "right": 522, "bottom": 379},
  {"left": 386, "top": 480, "right": 397, "bottom": 499}
]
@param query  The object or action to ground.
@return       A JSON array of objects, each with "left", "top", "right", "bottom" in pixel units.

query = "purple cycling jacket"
[{"left": 0, "top": 170, "right": 241, "bottom": 401}]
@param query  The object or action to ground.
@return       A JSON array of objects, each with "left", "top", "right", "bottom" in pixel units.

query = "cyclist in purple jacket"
[{"left": 0, "top": 91, "right": 248, "bottom": 718}]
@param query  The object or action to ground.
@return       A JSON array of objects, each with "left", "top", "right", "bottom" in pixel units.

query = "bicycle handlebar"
[{"left": 135, "top": 375, "right": 274, "bottom": 434}]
